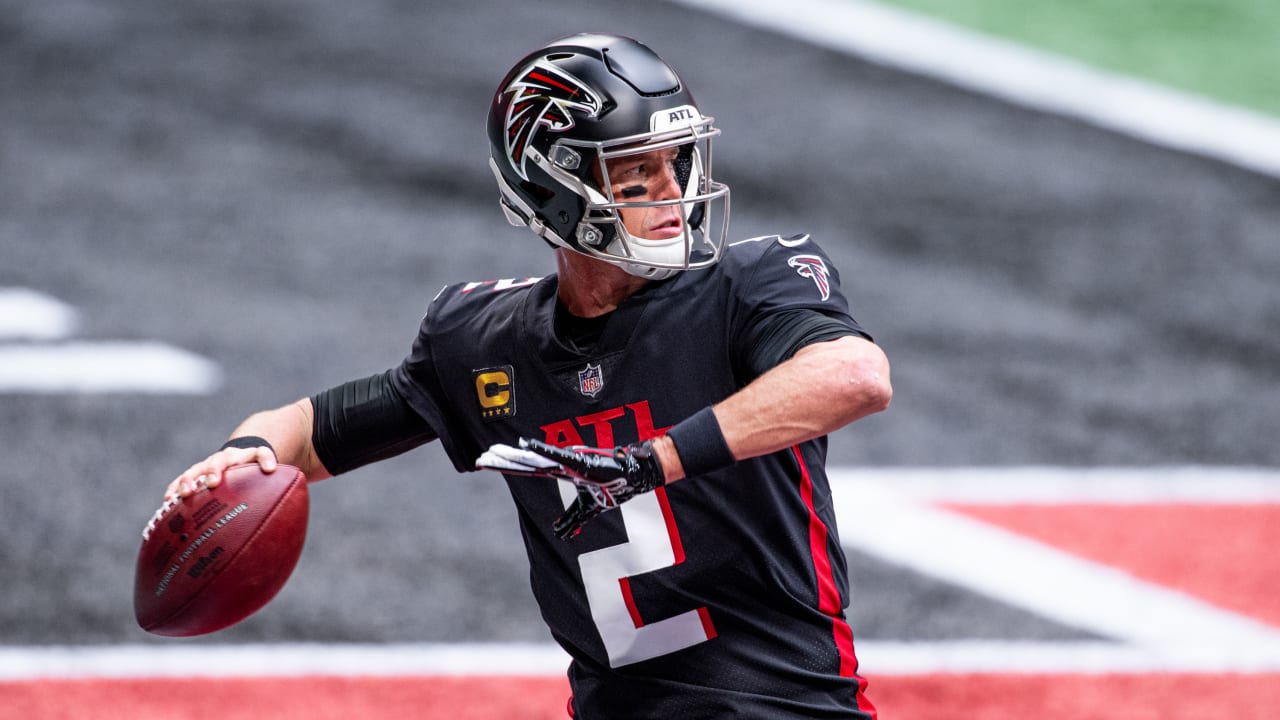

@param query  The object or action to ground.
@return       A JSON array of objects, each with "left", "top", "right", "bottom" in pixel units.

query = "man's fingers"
[
  {"left": 512, "top": 439, "right": 659, "bottom": 538},
  {"left": 170, "top": 461, "right": 213, "bottom": 499},
  {"left": 553, "top": 501, "right": 590, "bottom": 540},
  {"left": 553, "top": 511, "right": 582, "bottom": 540},
  {"left": 491, "top": 443, "right": 563, "bottom": 469},
  {"left": 520, "top": 438, "right": 614, "bottom": 479},
  {"left": 553, "top": 487, "right": 607, "bottom": 541},
  {"left": 252, "top": 446, "right": 277, "bottom": 472},
  {"left": 163, "top": 479, "right": 183, "bottom": 501},
  {"left": 165, "top": 446, "right": 276, "bottom": 501},
  {"left": 477, "top": 443, "right": 565, "bottom": 475},
  {"left": 520, "top": 438, "right": 584, "bottom": 466},
  {"left": 175, "top": 466, "right": 221, "bottom": 498}
]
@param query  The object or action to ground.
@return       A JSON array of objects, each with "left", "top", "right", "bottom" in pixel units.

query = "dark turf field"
[{"left": 2, "top": 0, "right": 1277, "bottom": 649}]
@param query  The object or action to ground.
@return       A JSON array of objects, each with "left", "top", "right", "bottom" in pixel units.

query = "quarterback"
[{"left": 167, "top": 33, "right": 891, "bottom": 719}]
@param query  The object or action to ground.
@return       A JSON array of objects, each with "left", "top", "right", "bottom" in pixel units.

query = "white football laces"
[{"left": 141, "top": 476, "right": 207, "bottom": 542}]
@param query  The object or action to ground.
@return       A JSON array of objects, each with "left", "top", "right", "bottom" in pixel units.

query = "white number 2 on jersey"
[{"left": 563, "top": 484, "right": 716, "bottom": 667}]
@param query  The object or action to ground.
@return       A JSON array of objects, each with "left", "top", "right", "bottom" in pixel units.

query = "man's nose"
[{"left": 652, "top": 164, "right": 682, "bottom": 201}]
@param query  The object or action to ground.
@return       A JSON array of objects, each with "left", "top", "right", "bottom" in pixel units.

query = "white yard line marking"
[
  {"left": 4, "top": 639, "right": 1280, "bottom": 680},
  {"left": 0, "top": 287, "right": 222, "bottom": 394},
  {"left": 858, "top": 640, "right": 1280, "bottom": 675},
  {"left": 669, "top": 0, "right": 1280, "bottom": 178},
  {"left": 0, "top": 643, "right": 573, "bottom": 680},
  {"left": 5, "top": 472, "right": 1276, "bottom": 680},
  {"left": 829, "top": 466, "right": 1280, "bottom": 504},
  {"left": 0, "top": 287, "right": 78, "bottom": 340},
  {"left": 828, "top": 468, "right": 1280, "bottom": 655},
  {"left": 0, "top": 342, "right": 222, "bottom": 394}
]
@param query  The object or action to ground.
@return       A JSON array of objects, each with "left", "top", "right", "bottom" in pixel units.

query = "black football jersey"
[{"left": 392, "top": 235, "right": 877, "bottom": 719}]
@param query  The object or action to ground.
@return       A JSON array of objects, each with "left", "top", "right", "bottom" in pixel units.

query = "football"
[{"left": 134, "top": 463, "right": 309, "bottom": 637}]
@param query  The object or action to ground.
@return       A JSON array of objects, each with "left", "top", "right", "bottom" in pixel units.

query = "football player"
[{"left": 167, "top": 33, "right": 891, "bottom": 719}]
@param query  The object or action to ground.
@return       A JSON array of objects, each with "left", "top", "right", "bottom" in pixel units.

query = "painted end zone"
[
  {"left": 945, "top": 504, "right": 1280, "bottom": 628},
  {"left": 4, "top": 673, "right": 1279, "bottom": 720},
  {"left": 0, "top": 676, "right": 572, "bottom": 720},
  {"left": 872, "top": 673, "right": 1280, "bottom": 720}
]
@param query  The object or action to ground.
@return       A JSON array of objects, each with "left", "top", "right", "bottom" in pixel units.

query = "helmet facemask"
[{"left": 540, "top": 109, "right": 730, "bottom": 280}]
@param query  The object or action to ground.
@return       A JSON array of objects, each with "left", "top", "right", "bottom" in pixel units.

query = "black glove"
[{"left": 475, "top": 437, "right": 665, "bottom": 540}]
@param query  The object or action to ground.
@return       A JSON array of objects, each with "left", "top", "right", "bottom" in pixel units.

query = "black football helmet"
[{"left": 487, "top": 33, "right": 730, "bottom": 279}]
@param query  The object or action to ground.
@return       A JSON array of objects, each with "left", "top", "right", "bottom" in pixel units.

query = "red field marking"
[
  {"left": 943, "top": 503, "right": 1280, "bottom": 627},
  {"left": 0, "top": 676, "right": 571, "bottom": 720},
  {"left": 871, "top": 673, "right": 1280, "bottom": 720},
  {"left": 3, "top": 673, "right": 1279, "bottom": 720}
]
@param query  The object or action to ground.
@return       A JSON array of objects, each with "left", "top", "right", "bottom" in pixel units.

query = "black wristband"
[
  {"left": 219, "top": 436, "right": 275, "bottom": 455},
  {"left": 665, "top": 407, "right": 735, "bottom": 478}
]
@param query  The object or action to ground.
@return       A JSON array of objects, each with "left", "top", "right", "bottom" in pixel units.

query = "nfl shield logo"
[{"left": 577, "top": 363, "right": 604, "bottom": 397}]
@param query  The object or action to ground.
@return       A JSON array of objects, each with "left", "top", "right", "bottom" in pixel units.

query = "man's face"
[{"left": 601, "top": 146, "right": 685, "bottom": 240}]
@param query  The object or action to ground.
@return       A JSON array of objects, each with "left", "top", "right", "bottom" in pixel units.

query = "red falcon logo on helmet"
[
  {"left": 501, "top": 61, "right": 603, "bottom": 181},
  {"left": 788, "top": 254, "right": 832, "bottom": 301}
]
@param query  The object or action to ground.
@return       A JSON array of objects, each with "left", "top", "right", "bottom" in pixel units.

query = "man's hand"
[
  {"left": 476, "top": 438, "right": 665, "bottom": 539},
  {"left": 165, "top": 444, "right": 277, "bottom": 501}
]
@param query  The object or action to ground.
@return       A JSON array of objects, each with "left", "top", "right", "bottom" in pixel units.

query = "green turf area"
[{"left": 874, "top": 0, "right": 1280, "bottom": 117}]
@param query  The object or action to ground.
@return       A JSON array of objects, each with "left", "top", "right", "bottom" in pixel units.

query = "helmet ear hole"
[{"left": 522, "top": 180, "right": 554, "bottom": 204}]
